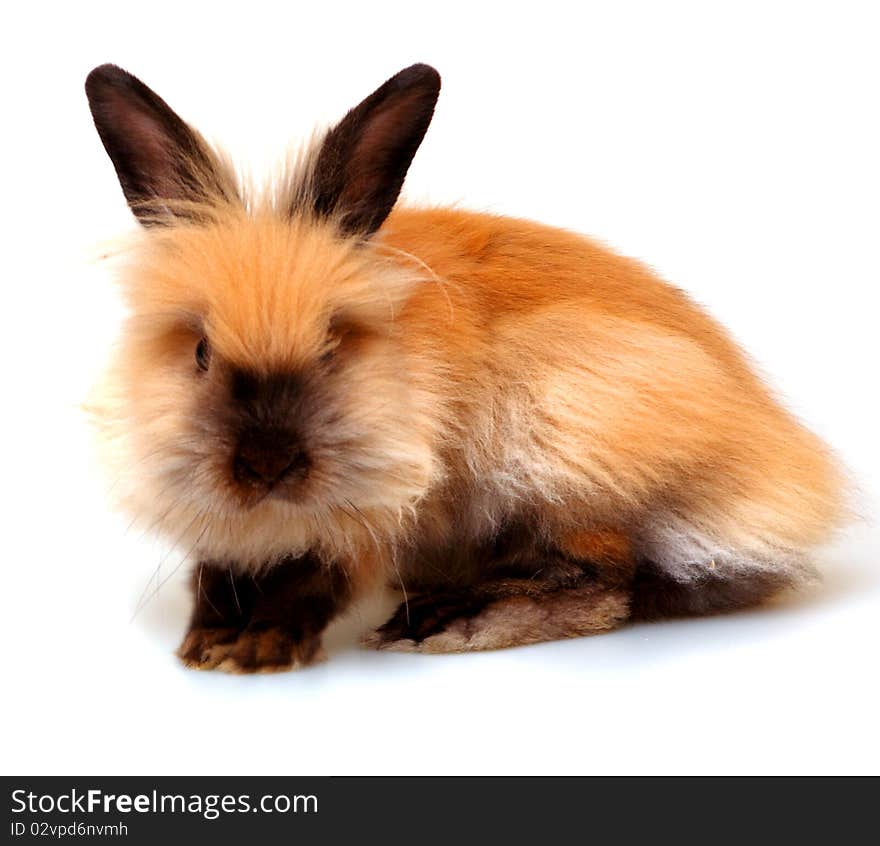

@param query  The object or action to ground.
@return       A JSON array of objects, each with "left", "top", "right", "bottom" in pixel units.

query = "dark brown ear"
[
  {"left": 85, "top": 64, "right": 233, "bottom": 224},
  {"left": 306, "top": 64, "right": 441, "bottom": 237}
]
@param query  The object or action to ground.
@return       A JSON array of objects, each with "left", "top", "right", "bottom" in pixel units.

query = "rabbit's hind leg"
[{"left": 363, "top": 530, "right": 634, "bottom": 653}]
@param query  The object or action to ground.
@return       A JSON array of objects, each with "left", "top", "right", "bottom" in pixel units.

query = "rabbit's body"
[
  {"left": 86, "top": 63, "right": 845, "bottom": 670},
  {"left": 378, "top": 206, "right": 843, "bottom": 647},
  {"left": 384, "top": 206, "right": 841, "bottom": 578}
]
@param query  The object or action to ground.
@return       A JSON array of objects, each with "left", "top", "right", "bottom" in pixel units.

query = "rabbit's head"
[{"left": 86, "top": 64, "right": 442, "bottom": 564}]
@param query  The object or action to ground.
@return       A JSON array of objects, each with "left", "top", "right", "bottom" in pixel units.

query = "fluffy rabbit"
[{"left": 85, "top": 63, "right": 846, "bottom": 672}]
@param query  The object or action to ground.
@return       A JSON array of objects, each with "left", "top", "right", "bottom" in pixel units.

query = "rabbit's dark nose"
[{"left": 234, "top": 429, "right": 308, "bottom": 487}]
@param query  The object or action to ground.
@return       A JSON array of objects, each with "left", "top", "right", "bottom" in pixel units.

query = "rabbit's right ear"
[{"left": 85, "top": 64, "right": 232, "bottom": 224}]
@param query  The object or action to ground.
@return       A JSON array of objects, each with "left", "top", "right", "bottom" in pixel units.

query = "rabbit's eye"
[{"left": 195, "top": 337, "right": 211, "bottom": 371}]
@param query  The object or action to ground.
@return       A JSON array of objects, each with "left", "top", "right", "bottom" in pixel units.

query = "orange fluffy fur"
[{"left": 93, "top": 190, "right": 846, "bottom": 601}]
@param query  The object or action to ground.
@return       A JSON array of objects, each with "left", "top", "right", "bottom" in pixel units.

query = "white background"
[{"left": 2, "top": 1, "right": 877, "bottom": 775}]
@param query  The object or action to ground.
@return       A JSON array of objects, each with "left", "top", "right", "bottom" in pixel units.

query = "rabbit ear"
[
  {"left": 85, "top": 64, "right": 233, "bottom": 225},
  {"left": 306, "top": 64, "right": 441, "bottom": 237}
]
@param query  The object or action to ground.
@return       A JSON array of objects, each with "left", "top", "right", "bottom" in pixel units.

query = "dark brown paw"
[
  {"left": 178, "top": 624, "right": 324, "bottom": 674},
  {"left": 363, "top": 591, "right": 490, "bottom": 651},
  {"left": 176, "top": 626, "right": 241, "bottom": 669}
]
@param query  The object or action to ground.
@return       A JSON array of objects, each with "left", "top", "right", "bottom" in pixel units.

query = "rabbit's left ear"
[
  {"left": 304, "top": 64, "right": 441, "bottom": 237},
  {"left": 85, "top": 64, "right": 233, "bottom": 224}
]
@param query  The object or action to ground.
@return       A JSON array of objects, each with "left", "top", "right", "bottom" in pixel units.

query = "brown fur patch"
[
  {"left": 559, "top": 530, "right": 634, "bottom": 570},
  {"left": 630, "top": 561, "right": 800, "bottom": 621}
]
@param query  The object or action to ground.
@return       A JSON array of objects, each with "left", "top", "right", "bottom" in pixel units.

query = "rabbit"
[{"left": 85, "top": 62, "right": 847, "bottom": 673}]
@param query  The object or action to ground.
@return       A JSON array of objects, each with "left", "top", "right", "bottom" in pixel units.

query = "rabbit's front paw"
[
  {"left": 176, "top": 626, "right": 242, "bottom": 670},
  {"left": 186, "top": 624, "right": 324, "bottom": 674}
]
